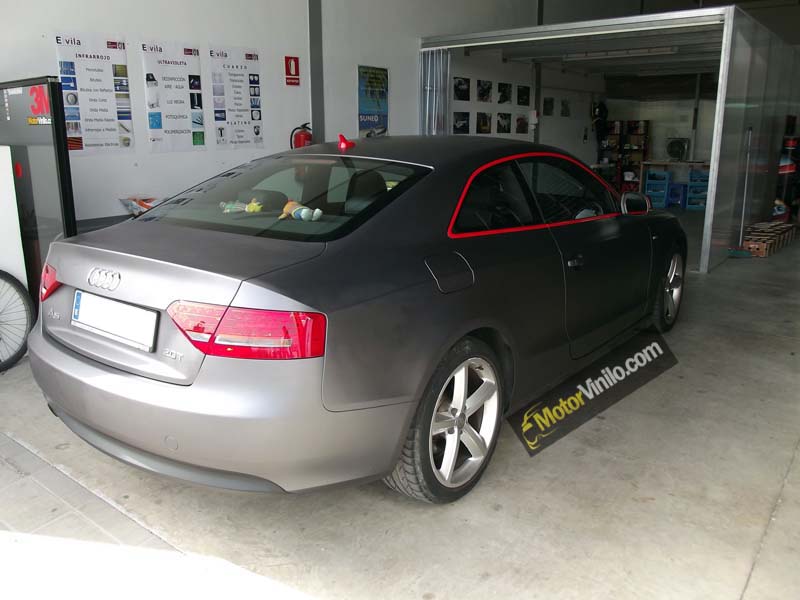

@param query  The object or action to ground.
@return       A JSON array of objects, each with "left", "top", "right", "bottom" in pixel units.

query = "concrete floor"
[{"left": 0, "top": 244, "right": 798, "bottom": 599}]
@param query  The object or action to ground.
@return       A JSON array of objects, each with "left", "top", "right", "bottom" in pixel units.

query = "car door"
[
  {"left": 448, "top": 160, "right": 571, "bottom": 405},
  {"left": 516, "top": 155, "right": 651, "bottom": 359}
]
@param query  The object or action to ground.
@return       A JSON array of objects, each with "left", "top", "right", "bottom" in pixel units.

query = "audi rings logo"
[{"left": 87, "top": 268, "right": 121, "bottom": 291}]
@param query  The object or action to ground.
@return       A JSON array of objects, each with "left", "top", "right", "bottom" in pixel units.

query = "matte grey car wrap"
[{"left": 28, "top": 135, "right": 686, "bottom": 498}]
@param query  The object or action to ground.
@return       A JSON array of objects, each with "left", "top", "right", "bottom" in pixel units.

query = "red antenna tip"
[{"left": 338, "top": 134, "right": 356, "bottom": 151}]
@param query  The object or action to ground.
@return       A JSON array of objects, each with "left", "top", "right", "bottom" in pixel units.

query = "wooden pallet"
[{"left": 741, "top": 222, "right": 796, "bottom": 257}]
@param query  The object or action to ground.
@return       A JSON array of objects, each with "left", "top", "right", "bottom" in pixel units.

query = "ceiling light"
[{"left": 562, "top": 47, "right": 678, "bottom": 61}]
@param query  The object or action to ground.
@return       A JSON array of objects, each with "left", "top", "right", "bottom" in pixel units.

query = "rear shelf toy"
[{"left": 279, "top": 200, "right": 322, "bottom": 221}]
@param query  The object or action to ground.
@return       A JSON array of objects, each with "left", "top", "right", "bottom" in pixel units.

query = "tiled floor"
[{"left": 0, "top": 433, "right": 173, "bottom": 549}]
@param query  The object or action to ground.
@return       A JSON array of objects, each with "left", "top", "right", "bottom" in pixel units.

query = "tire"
[
  {"left": 0, "top": 270, "right": 34, "bottom": 372},
  {"left": 383, "top": 337, "right": 504, "bottom": 503},
  {"left": 650, "top": 247, "right": 685, "bottom": 333}
]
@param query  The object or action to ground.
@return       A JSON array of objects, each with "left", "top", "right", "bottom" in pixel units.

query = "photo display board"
[
  {"left": 208, "top": 45, "right": 263, "bottom": 148},
  {"left": 55, "top": 33, "right": 134, "bottom": 153},
  {"left": 140, "top": 41, "right": 206, "bottom": 152},
  {"left": 451, "top": 75, "right": 533, "bottom": 137}
]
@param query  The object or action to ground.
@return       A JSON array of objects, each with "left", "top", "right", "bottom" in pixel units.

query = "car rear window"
[{"left": 139, "top": 155, "right": 430, "bottom": 241}]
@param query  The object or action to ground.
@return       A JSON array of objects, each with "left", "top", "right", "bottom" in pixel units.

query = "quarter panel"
[{"left": 315, "top": 227, "right": 570, "bottom": 414}]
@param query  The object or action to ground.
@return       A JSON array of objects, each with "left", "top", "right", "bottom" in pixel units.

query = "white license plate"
[{"left": 71, "top": 290, "right": 158, "bottom": 352}]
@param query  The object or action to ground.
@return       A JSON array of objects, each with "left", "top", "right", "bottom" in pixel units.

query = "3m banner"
[
  {"left": 140, "top": 41, "right": 206, "bottom": 152},
  {"left": 509, "top": 332, "right": 678, "bottom": 456},
  {"left": 55, "top": 33, "right": 133, "bottom": 153}
]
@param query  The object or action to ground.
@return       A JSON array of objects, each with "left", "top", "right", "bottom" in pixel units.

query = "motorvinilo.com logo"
[{"left": 509, "top": 333, "right": 678, "bottom": 457}]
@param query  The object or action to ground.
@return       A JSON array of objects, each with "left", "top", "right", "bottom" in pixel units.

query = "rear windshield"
[{"left": 139, "top": 155, "right": 429, "bottom": 241}]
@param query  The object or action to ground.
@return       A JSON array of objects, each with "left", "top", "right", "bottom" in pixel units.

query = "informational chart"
[
  {"left": 140, "top": 41, "right": 206, "bottom": 152},
  {"left": 208, "top": 45, "right": 263, "bottom": 148},
  {"left": 55, "top": 33, "right": 134, "bottom": 153}
]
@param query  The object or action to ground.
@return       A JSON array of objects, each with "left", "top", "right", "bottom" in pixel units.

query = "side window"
[
  {"left": 453, "top": 163, "right": 539, "bottom": 234},
  {"left": 517, "top": 157, "right": 616, "bottom": 224}
]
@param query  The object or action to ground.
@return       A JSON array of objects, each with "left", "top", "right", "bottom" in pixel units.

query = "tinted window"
[
  {"left": 140, "top": 156, "right": 428, "bottom": 241},
  {"left": 453, "top": 163, "right": 539, "bottom": 234},
  {"left": 517, "top": 157, "right": 616, "bottom": 224}
]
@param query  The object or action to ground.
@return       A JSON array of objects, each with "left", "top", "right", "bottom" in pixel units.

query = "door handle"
[{"left": 567, "top": 254, "right": 584, "bottom": 269}]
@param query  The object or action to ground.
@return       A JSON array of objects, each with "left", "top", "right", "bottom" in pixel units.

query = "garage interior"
[
  {"left": 1, "top": 1, "right": 799, "bottom": 599},
  {"left": 448, "top": 21, "right": 726, "bottom": 270},
  {"left": 422, "top": 6, "right": 800, "bottom": 272}
]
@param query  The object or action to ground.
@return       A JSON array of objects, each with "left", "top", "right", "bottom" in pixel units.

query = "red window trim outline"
[{"left": 447, "top": 151, "right": 625, "bottom": 239}]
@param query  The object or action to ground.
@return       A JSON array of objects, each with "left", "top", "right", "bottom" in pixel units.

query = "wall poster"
[
  {"left": 140, "top": 41, "right": 206, "bottom": 152},
  {"left": 55, "top": 33, "right": 133, "bottom": 153},
  {"left": 208, "top": 45, "right": 263, "bottom": 148},
  {"left": 357, "top": 65, "right": 388, "bottom": 138}
]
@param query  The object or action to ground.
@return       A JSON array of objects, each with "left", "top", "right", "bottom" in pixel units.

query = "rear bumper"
[{"left": 28, "top": 323, "right": 415, "bottom": 493}]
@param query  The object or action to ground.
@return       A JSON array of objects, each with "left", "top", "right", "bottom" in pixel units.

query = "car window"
[
  {"left": 516, "top": 157, "right": 616, "bottom": 224},
  {"left": 326, "top": 165, "right": 355, "bottom": 206},
  {"left": 139, "top": 156, "right": 428, "bottom": 242},
  {"left": 253, "top": 167, "right": 304, "bottom": 200},
  {"left": 452, "top": 163, "right": 539, "bottom": 234}
]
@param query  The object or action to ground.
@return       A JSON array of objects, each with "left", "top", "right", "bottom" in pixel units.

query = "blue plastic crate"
[
  {"left": 689, "top": 169, "right": 709, "bottom": 182},
  {"left": 646, "top": 183, "right": 669, "bottom": 195},
  {"left": 648, "top": 191, "right": 668, "bottom": 209},
  {"left": 687, "top": 184, "right": 708, "bottom": 199},
  {"left": 646, "top": 170, "right": 671, "bottom": 183},
  {"left": 668, "top": 183, "right": 687, "bottom": 209}
]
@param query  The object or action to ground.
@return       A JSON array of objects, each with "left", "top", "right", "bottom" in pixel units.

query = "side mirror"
[{"left": 621, "top": 191, "right": 651, "bottom": 215}]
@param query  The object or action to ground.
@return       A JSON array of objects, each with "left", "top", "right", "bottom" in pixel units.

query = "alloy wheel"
[
  {"left": 664, "top": 253, "right": 684, "bottom": 325},
  {"left": 428, "top": 357, "right": 500, "bottom": 488}
]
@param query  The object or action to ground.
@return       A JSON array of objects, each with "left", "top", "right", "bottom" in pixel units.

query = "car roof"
[{"left": 286, "top": 135, "right": 579, "bottom": 171}]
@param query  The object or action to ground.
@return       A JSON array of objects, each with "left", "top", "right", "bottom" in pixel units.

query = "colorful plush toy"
[
  {"left": 245, "top": 198, "right": 263, "bottom": 213},
  {"left": 219, "top": 201, "right": 247, "bottom": 214},
  {"left": 279, "top": 200, "right": 322, "bottom": 221}
]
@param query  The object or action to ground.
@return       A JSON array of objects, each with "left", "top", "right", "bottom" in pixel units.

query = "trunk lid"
[{"left": 42, "top": 220, "right": 324, "bottom": 384}]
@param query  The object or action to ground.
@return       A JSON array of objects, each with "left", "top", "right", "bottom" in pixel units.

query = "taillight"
[
  {"left": 166, "top": 301, "right": 226, "bottom": 353},
  {"left": 166, "top": 301, "right": 326, "bottom": 360},
  {"left": 40, "top": 263, "right": 61, "bottom": 302}
]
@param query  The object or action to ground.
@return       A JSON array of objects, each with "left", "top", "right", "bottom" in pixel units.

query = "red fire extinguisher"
[{"left": 290, "top": 123, "right": 313, "bottom": 148}]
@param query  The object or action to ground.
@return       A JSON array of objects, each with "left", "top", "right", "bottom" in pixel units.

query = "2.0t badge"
[{"left": 87, "top": 268, "right": 121, "bottom": 291}]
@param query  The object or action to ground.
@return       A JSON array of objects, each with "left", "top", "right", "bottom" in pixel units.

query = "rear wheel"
[
  {"left": 650, "top": 249, "right": 684, "bottom": 333},
  {"left": 0, "top": 271, "right": 34, "bottom": 372},
  {"left": 383, "top": 337, "right": 503, "bottom": 503}
]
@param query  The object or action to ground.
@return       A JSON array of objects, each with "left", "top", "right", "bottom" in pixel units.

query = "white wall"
[
  {"left": 605, "top": 98, "right": 716, "bottom": 162},
  {"left": 320, "top": 0, "right": 537, "bottom": 139},
  {"left": 538, "top": 66, "right": 605, "bottom": 165},
  {"left": 0, "top": 0, "right": 311, "bottom": 220},
  {"left": 447, "top": 52, "right": 603, "bottom": 164},
  {"left": 544, "top": 0, "right": 640, "bottom": 24}
]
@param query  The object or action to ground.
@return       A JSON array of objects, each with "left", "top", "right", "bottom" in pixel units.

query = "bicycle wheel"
[{"left": 0, "top": 270, "right": 34, "bottom": 372}]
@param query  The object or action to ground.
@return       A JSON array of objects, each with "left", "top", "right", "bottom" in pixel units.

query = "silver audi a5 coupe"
[{"left": 29, "top": 136, "right": 686, "bottom": 503}]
